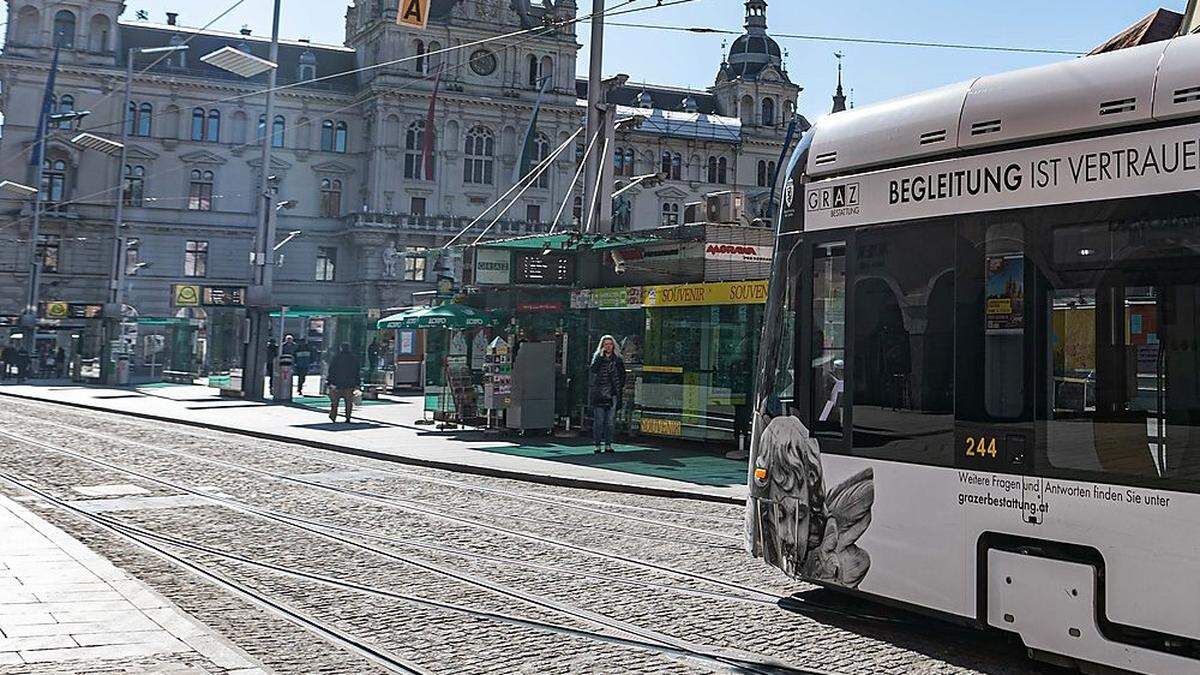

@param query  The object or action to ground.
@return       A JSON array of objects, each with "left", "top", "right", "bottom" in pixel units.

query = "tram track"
[
  {"left": 1, "top": 396, "right": 742, "bottom": 533},
  {"left": 0, "top": 430, "right": 825, "bottom": 674},
  {"left": 0, "top": 420, "right": 780, "bottom": 603}
]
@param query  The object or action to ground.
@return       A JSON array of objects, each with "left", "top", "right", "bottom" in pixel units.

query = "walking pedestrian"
[
  {"left": 326, "top": 343, "right": 360, "bottom": 423},
  {"left": 294, "top": 339, "right": 312, "bottom": 396},
  {"left": 55, "top": 346, "right": 66, "bottom": 378},
  {"left": 1, "top": 343, "right": 12, "bottom": 380},
  {"left": 265, "top": 338, "right": 278, "bottom": 394},
  {"left": 589, "top": 334, "right": 626, "bottom": 454}
]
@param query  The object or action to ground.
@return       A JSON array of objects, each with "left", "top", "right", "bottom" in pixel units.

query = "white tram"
[{"left": 747, "top": 31, "right": 1200, "bottom": 674}]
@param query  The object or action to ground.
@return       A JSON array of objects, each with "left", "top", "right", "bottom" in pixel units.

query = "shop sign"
[
  {"left": 173, "top": 284, "right": 201, "bottom": 307},
  {"left": 642, "top": 365, "right": 683, "bottom": 374},
  {"left": 514, "top": 251, "right": 574, "bottom": 286},
  {"left": 201, "top": 286, "right": 246, "bottom": 307},
  {"left": 642, "top": 280, "right": 769, "bottom": 308},
  {"left": 517, "top": 302, "right": 563, "bottom": 313},
  {"left": 641, "top": 417, "right": 682, "bottom": 437},
  {"left": 40, "top": 302, "right": 103, "bottom": 319},
  {"left": 570, "top": 290, "right": 593, "bottom": 309},
  {"left": 704, "top": 243, "right": 773, "bottom": 263},
  {"left": 475, "top": 249, "right": 512, "bottom": 285}
]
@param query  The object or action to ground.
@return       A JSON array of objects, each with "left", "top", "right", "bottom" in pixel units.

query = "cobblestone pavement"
[{"left": 0, "top": 397, "right": 1063, "bottom": 675}]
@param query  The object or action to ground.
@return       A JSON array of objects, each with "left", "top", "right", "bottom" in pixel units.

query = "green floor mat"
[{"left": 474, "top": 440, "right": 747, "bottom": 487}]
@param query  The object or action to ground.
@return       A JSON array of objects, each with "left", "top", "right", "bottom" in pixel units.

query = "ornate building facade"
[{"left": 0, "top": 0, "right": 801, "bottom": 317}]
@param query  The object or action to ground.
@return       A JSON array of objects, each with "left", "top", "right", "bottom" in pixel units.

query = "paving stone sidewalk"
[
  {"left": 0, "top": 382, "right": 747, "bottom": 502},
  {"left": 0, "top": 493, "right": 266, "bottom": 673}
]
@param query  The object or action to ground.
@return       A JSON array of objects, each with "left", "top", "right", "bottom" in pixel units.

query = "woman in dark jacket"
[{"left": 589, "top": 335, "right": 626, "bottom": 454}]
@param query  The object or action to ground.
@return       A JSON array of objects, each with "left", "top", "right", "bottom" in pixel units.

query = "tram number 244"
[{"left": 963, "top": 436, "right": 999, "bottom": 460}]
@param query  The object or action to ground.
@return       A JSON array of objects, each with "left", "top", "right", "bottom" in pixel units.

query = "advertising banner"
[
  {"left": 643, "top": 280, "right": 768, "bottom": 308},
  {"left": 474, "top": 249, "right": 512, "bottom": 285}
]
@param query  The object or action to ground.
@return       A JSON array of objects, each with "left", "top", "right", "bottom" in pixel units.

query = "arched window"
[
  {"left": 191, "top": 108, "right": 205, "bottom": 141},
  {"left": 757, "top": 160, "right": 767, "bottom": 188},
  {"left": 707, "top": 156, "right": 718, "bottom": 184},
  {"left": 232, "top": 111, "right": 247, "bottom": 145},
  {"left": 258, "top": 114, "right": 284, "bottom": 147},
  {"left": 784, "top": 100, "right": 795, "bottom": 121},
  {"left": 614, "top": 147, "right": 625, "bottom": 177},
  {"left": 53, "top": 10, "right": 75, "bottom": 48},
  {"left": 671, "top": 153, "right": 682, "bottom": 181},
  {"left": 622, "top": 148, "right": 635, "bottom": 177},
  {"left": 123, "top": 165, "right": 145, "bottom": 207},
  {"left": 55, "top": 95, "right": 74, "bottom": 129},
  {"left": 188, "top": 169, "right": 214, "bottom": 211},
  {"left": 768, "top": 161, "right": 777, "bottom": 186},
  {"left": 16, "top": 6, "right": 39, "bottom": 46},
  {"left": 334, "top": 121, "right": 347, "bottom": 153},
  {"left": 320, "top": 178, "right": 342, "bottom": 218},
  {"left": 532, "top": 134, "right": 550, "bottom": 188},
  {"left": 41, "top": 158, "right": 66, "bottom": 204},
  {"left": 661, "top": 202, "right": 680, "bottom": 226},
  {"left": 540, "top": 56, "right": 554, "bottom": 86},
  {"left": 206, "top": 109, "right": 220, "bottom": 143},
  {"left": 320, "top": 120, "right": 335, "bottom": 151},
  {"left": 761, "top": 98, "right": 776, "bottom": 126},
  {"left": 404, "top": 120, "right": 434, "bottom": 180},
  {"left": 137, "top": 102, "right": 152, "bottom": 136},
  {"left": 413, "top": 40, "right": 426, "bottom": 74},
  {"left": 427, "top": 41, "right": 442, "bottom": 73},
  {"left": 463, "top": 125, "right": 495, "bottom": 185},
  {"left": 88, "top": 15, "right": 110, "bottom": 52},
  {"left": 527, "top": 55, "right": 539, "bottom": 86},
  {"left": 718, "top": 156, "right": 728, "bottom": 184},
  {"left": 740, "top": 95, "right": 754, "bottom": 125}
]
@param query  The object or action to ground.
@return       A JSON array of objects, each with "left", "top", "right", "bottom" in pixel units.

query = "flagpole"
[
  {"left": 513, "top": 75, "right": 551, "bottom": 185},
  {"left": 422, "top": 63, "right": 444, "bottom": 182}
]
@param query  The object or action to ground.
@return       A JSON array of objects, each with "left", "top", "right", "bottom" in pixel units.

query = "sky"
[{"left": 95, "top": 0, "right": 1182, "bottom": 121}]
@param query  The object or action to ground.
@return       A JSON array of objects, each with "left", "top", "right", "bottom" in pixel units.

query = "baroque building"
[{"left": 0, "top": 0, "right": 801, "bottom": 318}]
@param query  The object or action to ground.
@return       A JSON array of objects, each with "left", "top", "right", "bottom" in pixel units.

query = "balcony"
[{"left": 345, "top": 213, "right": 555, "bottom": 240}]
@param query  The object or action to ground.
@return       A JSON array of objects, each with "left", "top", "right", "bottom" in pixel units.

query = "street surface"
[{"left": 0, "top": 397, "right": 1062, "bottom": 674}]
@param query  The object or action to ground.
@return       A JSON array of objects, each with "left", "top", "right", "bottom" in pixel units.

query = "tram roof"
[{"left": 806, "top": 31, "right": 1200, "bottom": 179}]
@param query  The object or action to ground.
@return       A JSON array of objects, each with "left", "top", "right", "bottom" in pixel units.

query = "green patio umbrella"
[{"left": 376, "top": 303, "right": 493, "bottom": 330}]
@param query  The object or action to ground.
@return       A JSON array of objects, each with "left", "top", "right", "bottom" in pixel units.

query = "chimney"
[
  {"left": 166, "top": 12, "right": 178, "bottom": 26},
  {"left": 240, "top": 26, "right": 252, "bottom": 36}
]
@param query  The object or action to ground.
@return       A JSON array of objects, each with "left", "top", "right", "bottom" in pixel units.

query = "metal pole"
[
  {"left": 243, "top": 0, "right": 282, "bottom": 401},
  {"left": 21, "top": 131, "right": 47, "bottom": 355},
  {"left": 101, "top": 49, "right": 135, "bottom": 384},
  {"left": 582, "top": 0, "right": 605, "bottom": 234}
]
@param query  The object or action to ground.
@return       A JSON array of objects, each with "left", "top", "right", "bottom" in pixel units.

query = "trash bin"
[
  {"left": 274, "top": 353, "right": 293, "bottom": 401},
  {"left": 115, "top": 353, "right": 130, "bottom": 386}
]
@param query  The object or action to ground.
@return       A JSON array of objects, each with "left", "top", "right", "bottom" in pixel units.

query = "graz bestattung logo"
[{"left": 807, "top": 182, "right": 861, "bottom": 217}]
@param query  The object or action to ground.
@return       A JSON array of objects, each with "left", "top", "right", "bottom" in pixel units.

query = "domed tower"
[{"left": 713, "top": 0, "right": 800, "bottom": 131}]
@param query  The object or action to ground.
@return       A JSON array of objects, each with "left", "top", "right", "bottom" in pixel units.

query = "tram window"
[
  {"left": 811, "top": 242, "right": 846, "bottom": 438},
  {"left": 852, "top": 221, "right": 955, "bottom": 464},
  {"left": 758, "top": 240, "right": 801, "bottom": 416},
  {"left": 1038, "top": 200, "right": 1200, "bottom": 486},
  {"left": 957, "top": 221, "right": 1028, "bottom": 422}
]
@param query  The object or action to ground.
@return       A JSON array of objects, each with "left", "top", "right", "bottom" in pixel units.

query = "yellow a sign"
[
  {"left": 45, "top": 301, "right": 69, "bottom": 319},
  {"left": 173, "top": 284, "right": 201, "bottom": 307},
  {"left": 398, "top": 0, "right": 430, "bottom": 28}
]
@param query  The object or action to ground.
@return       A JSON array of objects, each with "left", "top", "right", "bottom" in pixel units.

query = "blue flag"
[{"left": 30, "top": 47, "right": 60, "bottom": 167}]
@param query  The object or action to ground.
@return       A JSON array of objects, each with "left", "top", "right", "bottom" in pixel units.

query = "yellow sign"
[
  {"left": 398, "top": 0, "right": 430, "bottom": 28},
  {"left": 642, "top": 280, "right": 768, "bottom": 308},
  {"left": 640, "top": 417, "right": 682, "bottom": 437},
  {"left": 173, "top": 284, "right": 201, "bottom": 307},
  {"left": 44, "top": 301, "right": 69, "bottom": 319},
  {"left": 641, "top": 365, "right": 683, "bottom": 374}
]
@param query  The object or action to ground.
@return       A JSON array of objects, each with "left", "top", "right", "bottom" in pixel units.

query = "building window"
[
  {"left": 54, "top": 95, "right": 74, "bottom": 129},
  {"left": 137, "top": 102, "right": 152, "bottom": 136},
  {"left": 123, "top": 165, "right": 145, "bottom": 207},
  {"left": 53, "top": 10, "right": 75, "bottom": 48},
  {"left": 761, "top": 98, "right": 776, "bottom": 126},
  {"left": 259, "top": 114, "right": 285, "bottom": 147},
  {"left": 404, "top": 246, "right": 427, "bottom": 281},
  {"left": 757, "top": 160, "right": 776, "bottom": 188},
  {"left": 191, "top": 108, "right": 219, "bottom": 142},
  {"left": 184, "top": 240, "right": 208, "bottom": 277},
  {"left": 36, "top": 235, "right": 60, "bottom": 273},
  {"left": 188, "top": 169, "right": 214, "bottom": 211},
  {"left": 527, "top": 54, "right": 539, "bottom": 86},
  {"left": 572, "top": 195, "right": 582, "bottom": 227},
  {"left": 319, "top": 178, "right": 342, "bottom": 218},
  {"left": 41, "top": 159, "right": 66, "bottom": 205},
  {"left": 321, "top": 120, "right": 348, "bottom": 153},
  {"left": 463, "top": 125, "right": 495, "bottom": 185},
  {"left": 661, "top": 202, "right": 680, "bottom": 226},
  {"left": 315, "top": 246, "right": 337, "bottom": 281},
  {"left": 404, "top": 120, "right": 434, "bottom": 180},
  {"left": 708, "top": 156, "right": 728, "bottom": 184},
  {"left": 531, "top": 134, "right": 550, "bottom": 188},
  {"left": 414, "top": 40, "right": 426, "bottom": 74},
  {"left": 615, "top": 146, "right": 636, "bottom": 178},
  {"left": 410, "top": 196, "right": 426, "bottom": 216},
  {"left": 124, "top": 241, "right": 140, "bottom": 276},
  {"left": 661, "top": 151, "right": 681, "bottom": 180},
  {"left": 526, "top": 204, "right": 541, "bottom": 223}
]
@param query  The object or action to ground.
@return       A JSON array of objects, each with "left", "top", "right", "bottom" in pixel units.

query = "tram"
[{"left": 747, "top": 31, "right": 1200, "bottom": 674}]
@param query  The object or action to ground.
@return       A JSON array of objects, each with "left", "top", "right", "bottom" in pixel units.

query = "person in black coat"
[
  {"left": 326, "top": 343, "right": 361, "bottom": 423},
  {"left": 589, "top": 335, "right": 626, "bottom": 454}
]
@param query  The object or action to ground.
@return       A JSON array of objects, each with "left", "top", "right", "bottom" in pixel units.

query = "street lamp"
[{"left": 201, "top": 0, "right": 282, "bottom": 401}]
